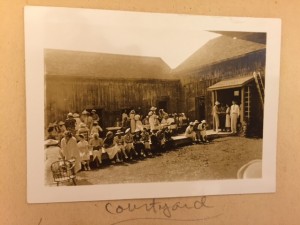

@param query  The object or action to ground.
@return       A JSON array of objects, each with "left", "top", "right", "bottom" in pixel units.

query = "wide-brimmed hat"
[
  {"left": 125, "top": 128, "right": 131, "bottom": 134},
  {"left": 82, "top": 109, "right": 89, "bottom": 115},
  {"left": 215, "top": 101, "right": 220, "bottom": 105},
  {"left": 130, "top": 110, "right": 135, "bottom": 114},
  {"left": 79, "top": 123, "right": 86, "bottom": 128},
  {"left": 67, "top": 112, "right": 73, "bottom": 117},
  {"left": 189, "top": 122, "right": 194, "bottom": 126},
  {"left": 93, "top": 133, "right": 99, "bottom": 137},
  {"left": 106, "top": 131, "right": 113, "bottom": 137},
  {"left": 148, "top": 111, "right": 153, "bottom": 116},
  {"left": 73, "top": 113, "right": 79, "bottom": 118},
  {"left": 150, "top": 106, "right": 157, "bottom": 111},
  {"left": 93, "top": 121, "right": 98, "bottom": 125},
  {"left": 48, "top": 123, "right": 55, "bottom": 128},
  {"left": 194, "top": 120, "right": 199, "bottom": 124},
  {"left": 201, "top": 120, "right": 206, "bottom": 124},
  {"left": 64, "top": 131, "right": 72, "bottom": 138},
  {"left": 78, "top": 134, "right": 85, "bottom": 139},
  {"left": 91, "top": 109, "right": 96, "bottom": 113},
  {"left": 58, "top": 121, "right": 65, "bottom": 126},
  {"left": 116, "top": 130, "right": 123, "bottom": 135}
]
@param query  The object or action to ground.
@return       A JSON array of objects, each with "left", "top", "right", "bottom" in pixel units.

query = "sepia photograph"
[{"left": 25, "top": 7, "right": 281, "bottom": 203}]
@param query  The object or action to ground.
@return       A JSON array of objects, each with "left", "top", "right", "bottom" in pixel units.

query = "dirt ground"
[{"left": 71, "top": 136, "right": 262, "bottom": 185}]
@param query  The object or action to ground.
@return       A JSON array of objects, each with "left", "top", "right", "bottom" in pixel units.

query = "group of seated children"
[
  {"left": 75, "top": 126, "right": 174, "bottom": 171},
  {"left": 185, "top": 120, "right": 209, "bottom": 144}
]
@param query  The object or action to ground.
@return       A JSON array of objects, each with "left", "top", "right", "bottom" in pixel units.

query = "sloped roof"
[
  {"left": 45, "top": 49, "right": 172, "bottom": 80},
  {"left": 213, "top": 31, "right": 266, "bottom": 44},
  {"left": 208, "top": 75, "right": 254, "bottom": 91},
  {"left": 173, "top": 35, "right": 266, "bottom": 74}
]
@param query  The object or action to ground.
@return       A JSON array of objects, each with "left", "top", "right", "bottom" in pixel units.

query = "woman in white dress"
[
  {"left": 129, "top": 110, "right": 136, "bottom": 134},
  {"left": 60, "top": 131, "right": 81, "bottom": 173},
  {"left": 103, "top": 131, "right": 121, "bottom": 163},
  {"left": 77, "top": 134, "right": 90, "bottom": 170},
  {"left": 225, "top": 104, "right": 231, "bottom": 132}
]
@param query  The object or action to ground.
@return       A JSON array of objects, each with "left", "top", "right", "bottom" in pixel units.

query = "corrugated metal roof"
[{"left": 208, "top": 75, "right": 254, "bottom": 91}]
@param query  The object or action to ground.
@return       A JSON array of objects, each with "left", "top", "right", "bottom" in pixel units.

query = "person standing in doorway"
[
  {"left": 230, "top": 100, "right": 240, "bottom": 134},
  {"left": 225, "top": 104, "right": 231, "bottom": 132},
  {"left": 212, "top": 101, "right": 220, "bottom": 133}
]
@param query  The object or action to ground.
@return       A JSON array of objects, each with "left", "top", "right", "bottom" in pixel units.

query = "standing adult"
[
  {"left": 81, "top": 109, "right": 93, "bottom": 131},
  {"left": 65, "top": 113, "right": 76, "bottom": 135},
  {"left": 135, "top": 114, "right": 143, "bottom": 131},
  {"left": 219, "top": 103, "right": 226, "bottom": 132},
  {"left": 212, "top": 101, "right": 220, "bottom": 133},
  {"left": 73, "top": 113, "right": 81, "bottom": 132},
  {"left": 230, "top": 100, "right": 240, "bottom": 134},
  {"left": 60, "top": 131, "right": 81, "bottom": 173},
  {"left": 91, "top": 109, "right": 100, "bottom": 126},
  {"left": 129, "top": 110, "right": 136, "bottom": 133},
  {"left": 121, "top": 110, "right": 129, "bottom": 127},
  {"left": 45, "top": 145, "right": 63, "bottom": 185},
  {"left": 148, "top": 106, "right": 157, "bottom": 132},
  {"left": 225, "top": 104, "right": 231, "bottom": 132}
]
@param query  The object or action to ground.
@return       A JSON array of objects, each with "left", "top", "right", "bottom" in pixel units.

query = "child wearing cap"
[
  {"left": 77, "top": 123, "right": 90, "bottom": 141},
  {"left": 113, "top": 130, "right": 129, "bottom": 160},
  {"left": 141, "top": 128, "right": 152, "bottom": 156},
  {"left": 185, "top": 122, "right": 197, "bottom": 142},
  {"left": 91, "top": 109, "right": 100, "bottom": 123},
  {"left": 90, "top": 121, "right": 103, "bottom": 138},
  {"left": 103, "top": 131, "right": 121, "bottom": 163},
  {"left": 198, "top": 120, "right": 209, "bottom": 143},
  {"left": 124, "top": 128, "right": 137, "bottom": 159},
  {"left": 57, "top": 121, "right": 67, "bottom": 143},
  {"left": 77, "top": 134, "right": 91, "bottom": 171},
  {"left": 133, "top": 129, "right": 146, "bottom": 158}
]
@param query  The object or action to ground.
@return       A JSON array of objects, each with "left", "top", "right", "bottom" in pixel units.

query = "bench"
[{"left": 171, "top": 134, "right": 193, "bottom": 147}]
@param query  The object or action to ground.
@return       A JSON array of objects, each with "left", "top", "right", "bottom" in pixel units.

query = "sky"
[{"left": 43, "top": 9, "right": 220, "bottom": 69}]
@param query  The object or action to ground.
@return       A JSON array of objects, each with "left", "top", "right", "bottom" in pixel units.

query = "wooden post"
[
  {"left": 212, "top": 91, "right": 215, "bottom": 130},
  {"left": 241, "top": 87, "right": 244, "bottom": 123}
]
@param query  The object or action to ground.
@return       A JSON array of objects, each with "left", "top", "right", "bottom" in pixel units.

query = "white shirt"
[{"left": 230, "top": 104, "right": 240, "bottom": 116}]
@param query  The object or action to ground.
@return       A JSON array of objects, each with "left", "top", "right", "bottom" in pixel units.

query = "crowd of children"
[{"left": 45, "top": 107, "right": 198, "bottom": 173}]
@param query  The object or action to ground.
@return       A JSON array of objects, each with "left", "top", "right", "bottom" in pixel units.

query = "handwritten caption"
[{"left": 105, "top": 196, "right": 213, "bottom": 218}]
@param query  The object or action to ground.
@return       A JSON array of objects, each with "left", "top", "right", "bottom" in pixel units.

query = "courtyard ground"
[{"left": 69, "top": 136, "right": 262, "bottom": 186}]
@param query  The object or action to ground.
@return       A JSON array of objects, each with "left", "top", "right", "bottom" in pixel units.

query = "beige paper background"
[{"left": 0, "top": 0, "right": 298, "bottom": 224}]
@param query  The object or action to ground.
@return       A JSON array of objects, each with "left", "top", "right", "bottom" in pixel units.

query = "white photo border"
[{"left": 25, "top": 6, "right": 281, "bottom": 203}]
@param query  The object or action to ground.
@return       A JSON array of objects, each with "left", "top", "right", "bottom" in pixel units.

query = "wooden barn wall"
[
  {"left": 246, "top": 82, "right": 264, "bottom": 137},
  {"left": 45, "top": 76, "right": 181, "bottom": 128},
  {"left": 177, "top": 51, "right": 266, "bottom": 129}
]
